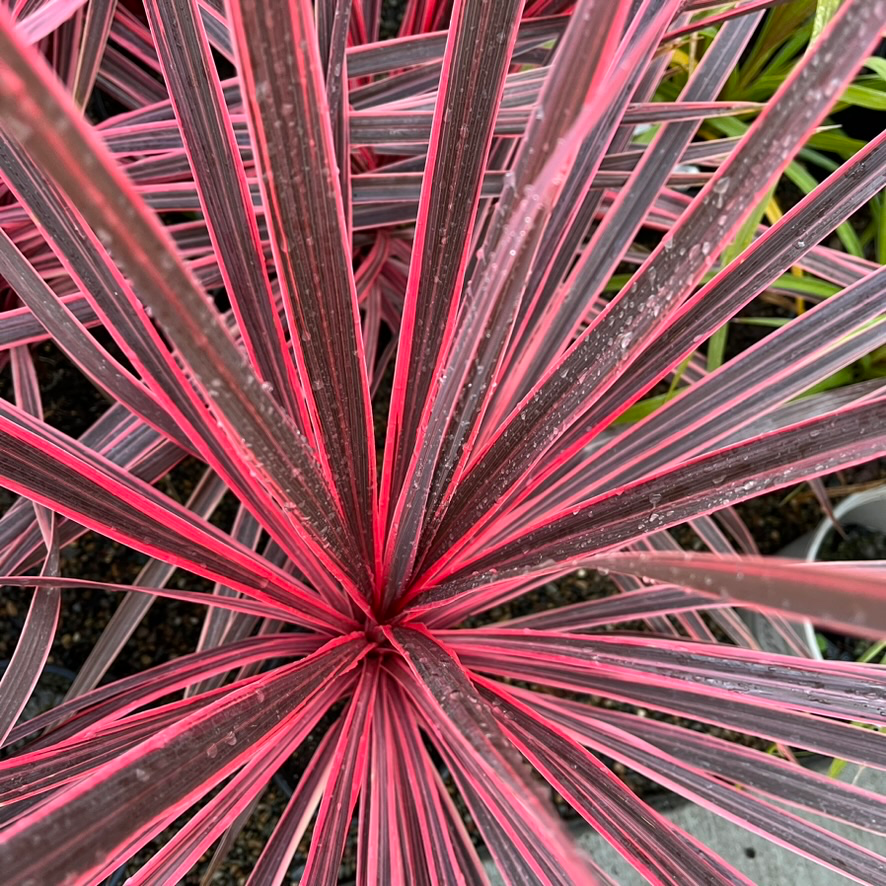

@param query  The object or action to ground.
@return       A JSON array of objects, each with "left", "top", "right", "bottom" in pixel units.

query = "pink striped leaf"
[
  {"left": 588, "top": 704, "right": 886, "bottom": 835},
  {"left": 0, "top": 574, "right": 299, "bottom": 624},
  {"left": 125, "top": 675, "right": 352, "bottom": 885},
  {"left": 513, "top": 263, "right": 886, "bottom": 528},
  {"left": 446, "top": 631, "right": 886, "bottom": 725},
  {"left": 226, "top": 0, "right": 377, "bottom": 575},
  {"left": 0, "top": 635, "right": 369, "bottom": 885},
  {"left": 0, "top": 399, "right": 348, "bottom": 631},
  {"left": 476, "top": 677, "right": 752, "bottom": 885},
  {"left": 98, "top": 42, "right": 168, "bottom": 107},
  {"left": 72, "top": 470, "right": 231, "bottom": 701},
  {"left": 358, "top": 683, "right": 405, "bottom": 885},
  {"left": 16, "top": 0, "right": 87, "bottom": 44},
  {"left": 496, "top": 130, "right": 886, "bottom": 519},
  {"left": 364, "top": 680, "right": 478, "bottom": 884},
  {"left": 534, "top": 670, "right": 886, "bottom": 772},
  {"left": 3, "top": 634, "right": 323, "bottom": 750},
  {"left": 520, "top": 690, "right": 886, "bottom": 884},
  {"left": 497, "top": 8, "right": 763, "bottom": 420},
  {"left": 389, "top": 660, "right": 591, "bottom": 885},
  {"left": 0, "top": 14, "right": 359, "bottom": 587},
  {"left": 247, "top": 719, "right": 344, "bottom": 886},
  {"left": 0, "top": 349, "right": 60, "bottom": 747},
  {"left": 379, "top": 0, "right": 525, "bottom": 539},
  {"left": 70, "top": 0, "right": 117, "bottom": 107},
  {"left": 0, "top": 221, "right": 191, "bottom": 450},
  {"left": 383, "top": 0, "right": 631, "bottom": 601},
  {"left": 419, "top": 0, "right": 886, "bottom": 572},
  {"left": 0, "top": 689, "right": 234, "bottom": 808},
  {"left": 144, "top": 0, "right": 309, "bottom": 431},
  {"left": 586, "top": 552, "right": 886, "bottom": 637},
  {"left": 500, "top": 584, "right": 720, "bottom": 631},
  {"left": 387, "top": 626, "right": 594, "bottom": 884},
  {"left": 411, "top": 396, "right": 886, "bottom": 610},
  {"left": 301, "top": 659, "right": 379, "bottom": 883},
  {"left": 347, "top": 13, "right": 568, "bottom": 77}
]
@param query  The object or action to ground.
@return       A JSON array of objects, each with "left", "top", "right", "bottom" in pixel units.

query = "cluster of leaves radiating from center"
[{"left": 0, "top": 0, "right": 885, "bottom": 883}]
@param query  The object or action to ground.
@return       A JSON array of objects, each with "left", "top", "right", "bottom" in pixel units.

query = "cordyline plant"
[{"left": 0, "top": 0, "right": 885, "bottom": 882}]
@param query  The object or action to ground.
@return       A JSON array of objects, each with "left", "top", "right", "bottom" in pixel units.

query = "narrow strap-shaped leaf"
[
  {"left": 476, "top": 678, "right": 751, "bottom": 886},
  {"left": 144, "top": 0, "right": 310, "bottom": 431},
  {"left": 553, "top": 132, "right": 886, "bottom": 504},
  {"left": 386, "top": 626, "right": 593, "bottom": 884},
  {"left": 446, "top": 631, "right": 886, "bottom": 725},
  {"left": 16, "top": 0, "right": 88, "bottom": 44},
  {"left": 0, "top": 13, "right": 359, "bottom": 590},
  {"left": 0, "top": 636, "right": 369, "bottom": 884},
  {"left": 411, "top": 397, "right": 886, "bottom": 610},
  {"left": 420, "top": 0, "right": 886, "bottom": 570},
  {"left": 70, "top": 0, "right": 117, "bottom": 108},
  {"left": 521, "top": 689, "right": 886, "bottom": 885},
  {"left": 0, "top": 398, "right": 347, "bottom": 632},
  {"left": 412, "top": 1, "right": 682, "bottom": 541},
  {"left": 0, "top": 294, "right": 96, "bottom": 351},
  {"left": 382, "top": 0, "right": 631, "bottom": 603},
  {"left": 197, "top": 795, "right": 260, "bottom": 886},
  {"left": 428, "top": 757, "right": 491, "bottom": 885},
  {"left": 105, "top": 5, "right": 162, "bottom": 71},
  {"left": 586, "top": 552, "right": 886, "bottom": 638},
  {"left": 0, "top": 349, "right": 60, "bottom": 746},
  {"left": 81, "top": 470, "right": 227, "bottom": 702},
  {"left": 365, "top": 680, "right": 475, "bottom": 885},
  {"left": 348, "top": 13, "right": 567, "bottom": 78},
  {"left": 248, "top": 720, "right": 343, "bottom": 886},
  {"left": 379, "top": 0, "right": 526, "bottom": 544},
  {"left": 386, "top": 656, "right": 588, "bottom": 886},
  {"left": 497, "top": 663, "right": 886, "bottom": 772},
  {"left": 98, "top": 42, "right": 168, "bottom": 107},
  {"left": 126, "top": 675, "right": 351, "bottom": 885},
  {"left": 188, "top": 501, "right": 264, "bottom": 695},
  {"left": 500, "top": 9, "right": 762, "bottom": 413},
  {"left": 358, "top": 682, "right": 404, "bottom": 885},
  {"left": 96, "top": 101, "right": 748, "bottom": 157},
  {"left": 0, "top": 222, "right": 191, "bottom": 451},
  {"left": 346, "top": 101, "right": 753, "bottom": 149},
  {"left": 0, "top": 409, "right": 183, "bottom": 580},
  {"left": 196, "top": 0, "right": 233, "bottom": 60},
  {"left": 589, "top": 705, "right": 886, "bottom": 835},
  {"left": 504, "top": 384, "right": 886, "bottom": 563},
  {"left": 500, "top": 584, "right": 719, "bottom": 631},
  {"left": 383, "top": 173, "right": 556, "bottom": 605},
  {"left": 316, "top": 0, "right": 354, "bottom": 230},
  {"left": 662, "top": 0, "right": 791, "bottom": 43},
  {"left": 0, "top": 574, "right": 298, "bottom": 624},
  {"left": 302, "top": 659, "right": 379, "bottom": 884},
  {"left": 512, "top": 264, "right": 886, "bottom": 529},
  {"left": 3, "top": 686, "right": 238, "bottom": 818},
  {"left": 3, "top": 634, "right": 322, "bottom": 751},
  {"left": 227, "top": 0, "right": 377, "bottom": 576},
  {"left": 0, "top": 710, "right": 197, "bottom": 810},
  {"left": 473, "top": 0, "right": 683, "bottom": 441}
]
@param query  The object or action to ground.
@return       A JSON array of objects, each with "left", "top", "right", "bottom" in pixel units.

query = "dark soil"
[
  {"left": 815, "top": 522, "right": 886, "bottom": 662},
  {"left": 819, "top": 523, "right": 886, "bottom": 563}
]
